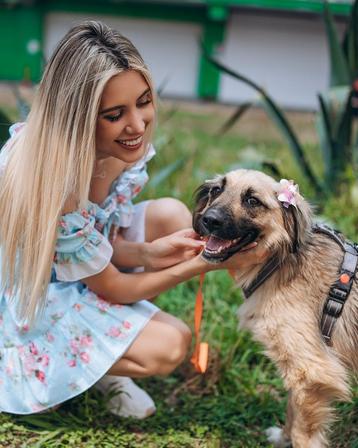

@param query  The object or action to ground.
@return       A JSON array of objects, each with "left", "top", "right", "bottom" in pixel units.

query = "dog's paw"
[{"left": 265, "top": 427, "right": 291, "bottom": 447}]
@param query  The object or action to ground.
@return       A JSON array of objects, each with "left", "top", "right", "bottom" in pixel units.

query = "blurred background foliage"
[
  {"left": 204, "top": 0, "right": 358, "bottom": 201},
  {"left": 0, "top": 2, "right": 358, "bottom": 446}
]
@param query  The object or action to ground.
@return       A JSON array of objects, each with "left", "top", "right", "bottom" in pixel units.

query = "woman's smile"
[{"left": 115, "top": 135, "right": 143, "bottom": 150}]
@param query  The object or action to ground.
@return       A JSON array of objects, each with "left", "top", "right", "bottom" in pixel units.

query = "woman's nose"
[{"left": 125, "top": 111, "right": 145, "bottom": 135}]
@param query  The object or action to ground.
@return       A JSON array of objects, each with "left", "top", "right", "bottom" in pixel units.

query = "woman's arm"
[
  {"left": 82, "top": 255, "right": 208, "bottom": 304},
  {"left": 111, "top": 228, "right": 204, "bottom": 270}
]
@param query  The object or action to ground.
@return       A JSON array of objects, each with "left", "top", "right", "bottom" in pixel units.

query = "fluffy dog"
[{"left": 193, "top": 169, "right": 358, "bottom": 448}]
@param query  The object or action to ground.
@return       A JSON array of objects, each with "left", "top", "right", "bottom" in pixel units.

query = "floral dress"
[{"left": 0, "top": 124, "right": 159, "bottom": 414}]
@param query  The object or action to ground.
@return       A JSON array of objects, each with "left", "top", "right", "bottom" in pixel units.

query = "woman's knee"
[
  {"left": 146, "top": 318, "right": 192, "bottom": 376},
  {"left": 145, "top": 198, "right": 192, "bottom": 241}
]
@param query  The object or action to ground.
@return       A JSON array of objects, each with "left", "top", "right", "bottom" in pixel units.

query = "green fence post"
[
  {"left": 197, "top": 5, "right": 228, "bottom": 100},
  {"left": 0, "top": 4, "right": 43, "bottom": 82}
]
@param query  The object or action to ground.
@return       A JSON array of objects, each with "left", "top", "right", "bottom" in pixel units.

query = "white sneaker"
[{"left": 95, "top": 375, "right": 156, "bottom": 419}]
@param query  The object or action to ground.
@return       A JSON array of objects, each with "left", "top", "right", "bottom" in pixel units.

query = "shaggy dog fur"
[{"left": 193, "top": 169, "right": 358, "bottom": 448}]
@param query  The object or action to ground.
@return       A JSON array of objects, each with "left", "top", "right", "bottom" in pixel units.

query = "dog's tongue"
[{"left": 206, "top": 235, "right": 233, "bottom": 251}]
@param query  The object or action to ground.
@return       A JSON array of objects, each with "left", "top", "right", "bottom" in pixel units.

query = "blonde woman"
[{"left": 0, "top": 21, "right": 216, "bottom": 417}]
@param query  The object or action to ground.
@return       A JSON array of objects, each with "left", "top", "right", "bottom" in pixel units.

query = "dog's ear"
[
  {"left": 277, "top": 183, "right": 313, "bottom": 252},
  {"left": 192, "top": 181, "right": 211, "bottom": 229}
]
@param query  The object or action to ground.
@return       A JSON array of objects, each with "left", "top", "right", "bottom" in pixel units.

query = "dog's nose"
[{"left": 202, "top": 208, "right": 224, "bottom": 231}]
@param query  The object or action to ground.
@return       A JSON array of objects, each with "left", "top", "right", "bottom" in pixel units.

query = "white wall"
[
  {"left": 219, "top": 11, "right": 346, "bottom": 110},
  {"left": 44, "top": 12, "right": 202, "bottom": 98}
]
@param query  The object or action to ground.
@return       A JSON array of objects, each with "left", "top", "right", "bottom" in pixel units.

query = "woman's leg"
[
  {"left": 96, "top": 311, "right": 191, "bottom": 418},
  {"left": 144, "top": 197, "right": 192, "bottom": 242},
  {"left": 107, "top": 311, "right": 192, "bottom": 377}
]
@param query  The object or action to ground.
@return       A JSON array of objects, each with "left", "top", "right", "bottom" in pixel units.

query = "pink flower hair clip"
[{"left": 277, "top": 179, "right": 300, "bottom": 208}]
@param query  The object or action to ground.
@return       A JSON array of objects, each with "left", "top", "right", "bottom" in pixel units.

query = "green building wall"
[{"left": 0, "top": 0, "right": 353, "bottom": 99}]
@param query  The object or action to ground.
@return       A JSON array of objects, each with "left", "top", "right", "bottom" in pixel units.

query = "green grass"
[{"left": 1, "top": 103, "right": 358, "bottom": 447}]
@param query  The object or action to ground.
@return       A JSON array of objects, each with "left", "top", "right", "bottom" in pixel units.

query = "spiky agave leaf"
[
  {"left": 323, "top": 0, "right": 351, "bottom": 87},
  {"left": 202, "top": 51, "right": 324, "bottom": 195}
]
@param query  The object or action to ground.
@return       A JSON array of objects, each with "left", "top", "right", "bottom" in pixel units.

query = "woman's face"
[{"left": 96, "top": 70, "right": 155, "bottom": 163}]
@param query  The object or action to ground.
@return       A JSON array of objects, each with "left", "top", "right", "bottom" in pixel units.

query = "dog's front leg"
[
  {"left": 288, "top": 385, "right": 334, "bottom": 448},
  {"left": 265, "top": 391, "right": 293, "bottom": 448}
]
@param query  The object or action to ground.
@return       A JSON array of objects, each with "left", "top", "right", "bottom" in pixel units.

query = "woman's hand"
[{"left": 142, "top": 228, "right": 205, "bottom": 270}]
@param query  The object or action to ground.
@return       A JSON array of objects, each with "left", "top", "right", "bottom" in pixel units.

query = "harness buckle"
[
  {"left": 325, "top": 296, "right": 345, "bottom": 317},
  {"left": 330, "top": 287, "right": 348, "bottom": 301}
]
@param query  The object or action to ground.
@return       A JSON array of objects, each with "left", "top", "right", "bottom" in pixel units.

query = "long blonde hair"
[{"left": 0, "top": 21, "right": 155, "bottom": 324}]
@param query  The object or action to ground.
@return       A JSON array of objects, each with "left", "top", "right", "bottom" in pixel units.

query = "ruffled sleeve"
[{"left": 53, "top": 205, "right": 113, "bottom": 282}]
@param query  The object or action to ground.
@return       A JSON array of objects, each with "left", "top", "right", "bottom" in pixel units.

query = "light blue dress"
[{"left": 0, "top": 124, "right": 159, "bottom": 414}]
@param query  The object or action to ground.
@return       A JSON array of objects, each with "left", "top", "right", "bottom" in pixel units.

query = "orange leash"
[{"left": 190, "top": 272, "right": 209, "bottom": 373}]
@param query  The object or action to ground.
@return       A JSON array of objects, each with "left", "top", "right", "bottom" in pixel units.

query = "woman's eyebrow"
[{"left": 99, "top": 88, "right": 151, "bottom": 115}]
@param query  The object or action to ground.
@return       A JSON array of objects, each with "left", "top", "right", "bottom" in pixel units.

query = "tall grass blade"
[
  {"left": 336, "top": 89, "right": 354, "bottom": 163},
  {"left": 323, "top": 0, "right": 351, "bottom": 86},
  {"left": 218, "top": 102, "right": 252, "bottom": 135},
  {"left": 317, "top": 93, "right": 334, "bottom": 186},
  {"left": 203, "top": 52, "right": 323, "bottom": 194},
  {"left": 148, "top": 157, "right": 187, "bottom": 188},
  {"left": 342, "top": 0, "right": 358, "bottom": 79}
]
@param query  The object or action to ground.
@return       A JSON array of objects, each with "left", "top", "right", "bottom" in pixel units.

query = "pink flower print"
[
  {"left": 23, "top": 352, "right": 37, "bottom": 375},
  {"left": 41, "top": 354, "right": 50, "bottom": 368},
  {"left": 31, "top": 403, "right": 47, "bottom": 412},
  {"left": 73, "top": 303, "right": 82, "bottom": 312},
  {"left": 16, "top": 324, "right": 29, "bottom": 334},
  {"left": 5, "top": 363, "right": 13, "bottom": 376},
  {"left": 46, "top": 332, "right": 55, "bottom": 343},
  {"left": 80, "top": 352, "right": 90, "bottom": 363},
  {"left": 29, "top": 342, "right": 39, "bottom": 356},
  {"left": 112, "top": 304, "right": 123, "bottom": 310},
  {"left": 123, "top": 321, "right": 132, "bottom": 330},
  {"left": 68, "top": 382, "right": 80, "bottom": 391},
  {"left": 59, "top": 220, "right": 67, "bottom": 229},
  {"left": 68, "top": 359, "right": 76, "bottom": 368},
  {"left": 96, "top": 298, "right": 110, "bottom": 313},
  {"left": 70, "top": 339, "right": 80, "bottom": 355},
  {"left": 81, "top": 209, "right": 89, "bottom": 219},
  {"left": 35, "top": 370, "right": 46, "bottom": 383},
  {"left": 80, "top": 335, "right": 92, "bottom": 347},
  {"left": 116, "top": 194, "right": 127, "bottom": 204},
  {"left": 77, "top": 230, "right": 85, "bottom": 237},
  {"left": 107, "top": 326, "right": 122, "bottom": 338}
]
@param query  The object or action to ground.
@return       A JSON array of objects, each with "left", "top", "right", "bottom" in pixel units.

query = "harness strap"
[
  {"left": 243, "top": 255, "right": 281, "bottom": 299},
  {"left": 242, "top": 223, "right": 358, "bottom": 345},
  {"left": 314, "top": 224, "right": 358, "bottom": 344}
]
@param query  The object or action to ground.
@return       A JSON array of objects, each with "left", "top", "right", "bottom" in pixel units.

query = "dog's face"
[{"left": 193, "top": 169, "right": 311, "bottom": 263}]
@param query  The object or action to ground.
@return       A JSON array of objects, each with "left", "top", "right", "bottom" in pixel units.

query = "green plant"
[{"left": 205, "top": 0, "right": 358, "bottom": 198}]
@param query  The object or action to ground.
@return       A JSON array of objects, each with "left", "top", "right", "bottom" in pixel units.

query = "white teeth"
[{"left": 118, "top": 136, "right": 143, "bottom": 147}]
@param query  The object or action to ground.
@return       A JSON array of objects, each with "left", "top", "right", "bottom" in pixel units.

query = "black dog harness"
[{"left": 243, "top": 224, "right": 358, "bottom": 345}]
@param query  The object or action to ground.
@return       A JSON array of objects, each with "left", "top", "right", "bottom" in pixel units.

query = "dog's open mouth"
[{"left": 201, "top": 231, "right": 258, "bottom": 263}]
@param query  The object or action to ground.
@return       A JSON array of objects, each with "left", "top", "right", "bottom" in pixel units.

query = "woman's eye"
[
  {"left": 104, "top": 112, "right": 122, "bottom": 122},
  {"left": 246, "top": 197, "right": 260, "bottom": 206},
  {"left": 137, "top": 95, "right": 152, "bottom": 107}
]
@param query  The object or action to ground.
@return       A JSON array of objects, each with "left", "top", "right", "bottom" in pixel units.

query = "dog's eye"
[
  {"left": 246, "top": 197, "right": 261, "bottom": 207},
  {"left": 210, "top": 186, "right": 222, "bottom": 197}
]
